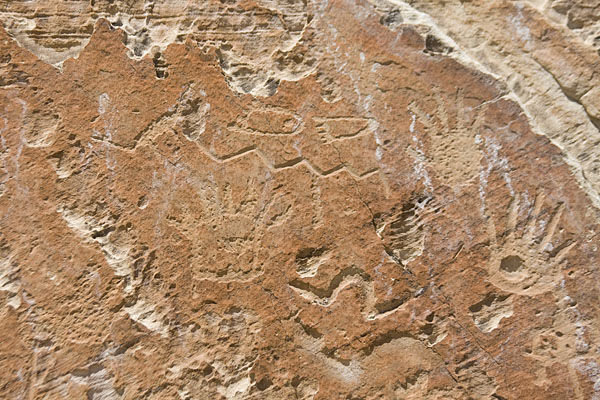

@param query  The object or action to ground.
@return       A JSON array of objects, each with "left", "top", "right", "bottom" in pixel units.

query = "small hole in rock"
[{"left": 500, "top": 255, "right": 524, "bottom": 273}]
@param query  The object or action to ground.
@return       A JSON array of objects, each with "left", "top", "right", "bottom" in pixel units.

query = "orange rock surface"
[{"left": 1, "top": 0, "right": 600, "bottom": 398}]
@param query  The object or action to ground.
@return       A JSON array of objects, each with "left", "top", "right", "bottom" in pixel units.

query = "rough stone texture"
[{"left": 0, "top": 0, "right": 599, "bottom": 399}]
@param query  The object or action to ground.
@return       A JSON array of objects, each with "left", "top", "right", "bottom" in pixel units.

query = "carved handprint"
[
  {"left": 169, "top": 177, "right": 292, "bottom": 282},
  {"left": 486, "top": 193, "right": 576, "bottom": 296},
  {"left": 408, "top": 88, "right": 485, "bottom": 186}
]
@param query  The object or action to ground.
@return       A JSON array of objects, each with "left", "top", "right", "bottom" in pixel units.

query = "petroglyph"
[
  {"left": 289, "top": 266, "right": 410, "bottom": 321},
  {"left": 2, "top": 0, "right": 600, "bottom": 398},
  {"left": 486, "top": 192, "right": 577, "bottom": 296},
  {"left": 233, "top": 106, "right": 303, "bottom": 136},
  {"left": 132, "top": 86, "right": 380, "bottom": 182},
  {"left": 294, "top": 319, "right": 453, "bottom": 392},
  {"left": 374, "top": 196, "right": 439, "bottom": 265},
  {"left": 409, "top": 89, "right": 485, "bottom": 187},
  {"left": 167, "top": 177, "right": 292, "bottom": 282},
  {"left": 313, "top": 116, "right": 377, "bottom": 144}
]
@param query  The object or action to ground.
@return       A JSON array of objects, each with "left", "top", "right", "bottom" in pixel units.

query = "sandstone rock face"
[{"left": 0, "top": 0, "right": 599, "bottom": 399}]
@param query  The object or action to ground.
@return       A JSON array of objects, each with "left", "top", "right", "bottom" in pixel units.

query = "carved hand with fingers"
[
  {"left": 486, "top": 193, "right": 576, "bottom": 296},
  {"left": 408, "top": 88, "right": 485, "bottom": 186}
]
